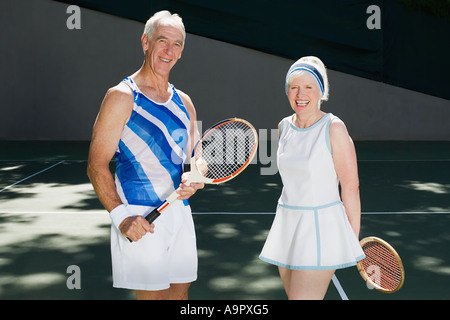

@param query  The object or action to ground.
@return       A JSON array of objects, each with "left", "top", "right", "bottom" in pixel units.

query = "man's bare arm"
[{"left": 87, "top": 83, "right": 153, "bottom": 240}]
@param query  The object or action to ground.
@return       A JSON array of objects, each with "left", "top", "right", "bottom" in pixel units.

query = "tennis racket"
[
  {"left": 357, "top": 236, "right": 405, "bottom": 293},
  {"left": 144, "top": 117, "right": 258, "bottom": 224}
]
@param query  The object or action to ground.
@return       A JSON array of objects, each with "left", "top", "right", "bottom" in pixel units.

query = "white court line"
[
  {"left": 0, "top": 210, "right": 107, "bottom": 215},
  {"left": 1, "top": 208, "right": 445, "bottom": 301},
  {"left": 1, "top": 158, "right": 449, "bottom": 162},
  {"left": 1, "top": 210, "right": 449, "bottom": 215},
  {"left": 363, "top": 211, "right": 450, "bottom": 215},
  {"left": 0, "top": 160, "right": 65, "bottom": 193},
  {"left": 358, "top": 159, "right": 450, "bottom": 162},
  {"left": 332, "top": 274, "right": 349, "bottom": 300},
  {"left": 193, "top": 211, "right": 450, "bottom": 215},
  {"left": 193, "top": 212, "right": 275, "bottom": 215}
]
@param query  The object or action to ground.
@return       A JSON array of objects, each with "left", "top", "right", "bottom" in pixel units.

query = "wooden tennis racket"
[
  {"left": 144, "top": 117, "right": 258, "bottom": 224},
  {"left": 357, "top": 236, "right": 405, "bottom": 293}
]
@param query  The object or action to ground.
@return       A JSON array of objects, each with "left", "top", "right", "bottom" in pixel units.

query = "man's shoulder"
[
  {"left": 99, "top": 81, "right": 134, "bottom": 116},
  {"left": 106, "top": 81, "right": 133, "bottom": 101}
]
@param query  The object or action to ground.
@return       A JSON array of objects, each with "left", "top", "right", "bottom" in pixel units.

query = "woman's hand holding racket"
[{"left": 357, "top": 236, "right": 405, "bottom": 293}]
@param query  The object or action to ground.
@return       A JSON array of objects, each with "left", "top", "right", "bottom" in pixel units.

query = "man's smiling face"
[{"left": 143, "top": 22, "right": 184, "bottom": 77}]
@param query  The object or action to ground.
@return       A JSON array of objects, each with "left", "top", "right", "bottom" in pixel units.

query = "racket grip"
[
  {"left": 127, "top": 208, "right": 161, "bottom": 243},
  {"left": 145, "top": 207, "right": 161, "bottom": 224}
]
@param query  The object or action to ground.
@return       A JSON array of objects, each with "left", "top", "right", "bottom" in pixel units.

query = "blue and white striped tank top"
[{"left": 114, "top": 77, "right": 190, "bottom": 207}]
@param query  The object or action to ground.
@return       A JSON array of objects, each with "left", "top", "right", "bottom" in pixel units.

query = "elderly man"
[{"left": 87, "top": 10, "right": 203, "bottom": 300}]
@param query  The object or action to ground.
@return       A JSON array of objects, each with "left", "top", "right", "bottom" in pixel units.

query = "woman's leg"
[{"left": 278, "top": 267, "right": 335, "bottom": 300}]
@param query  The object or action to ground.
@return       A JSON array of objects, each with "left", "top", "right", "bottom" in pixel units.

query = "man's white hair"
[{"left": 143, "top": 10, "right": 186, "bottom": 44}]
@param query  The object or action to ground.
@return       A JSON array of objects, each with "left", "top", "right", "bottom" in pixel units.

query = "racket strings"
[
  {"left": 360, "top": 242, "right": 402, "bottom": 291},
  {"left": 195, "top": 121, "right": 257, "bottom": 179}
]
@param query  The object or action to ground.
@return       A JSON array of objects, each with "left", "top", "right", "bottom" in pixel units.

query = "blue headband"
[{"left": 285, "top": 62, "right": 324, "bottom": 96}]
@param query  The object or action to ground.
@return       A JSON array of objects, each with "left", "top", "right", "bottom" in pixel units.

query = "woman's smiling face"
[{"left": 287, "top": 72, "right": 323, "bottom": 114}]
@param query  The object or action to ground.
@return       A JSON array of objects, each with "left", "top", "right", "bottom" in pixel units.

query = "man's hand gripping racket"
[{"left": 129, "top": 118, "right": 258, "bottom": 241}]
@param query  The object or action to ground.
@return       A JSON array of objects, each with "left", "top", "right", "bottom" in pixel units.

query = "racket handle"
[
  {"left": 127, "top": 190, "right": 179, "bottom": 243},
  {"left": 127, "top": 208, "right": 161, "bottom": 243},
  {"left": 144, "top": 207, "right": 161, "bottom": 224}
]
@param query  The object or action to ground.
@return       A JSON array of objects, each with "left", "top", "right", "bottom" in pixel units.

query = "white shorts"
[{"left": 110, "top": 201, "right": 197, "bottom": 291}]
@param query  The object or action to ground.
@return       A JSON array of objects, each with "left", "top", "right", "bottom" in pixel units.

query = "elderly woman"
[{"left": 259, "top": 56, "right": 365, "bottom": 300}]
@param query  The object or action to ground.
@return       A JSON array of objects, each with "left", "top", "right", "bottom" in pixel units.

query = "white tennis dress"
[{"left": 259, "top": 113, "right": 365, "bottom": 270}]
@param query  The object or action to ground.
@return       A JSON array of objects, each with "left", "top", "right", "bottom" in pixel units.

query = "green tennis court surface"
[{"left": 0, "top": 141, "right": 449, "bottom": 299}]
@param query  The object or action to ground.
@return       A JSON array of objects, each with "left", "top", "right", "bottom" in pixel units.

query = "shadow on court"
[
  {"left": 0, "top": 222, "right": 132, "bottom": 300},
  {"left": 0, "top": 141, "right": 449, "bottom": 299}
]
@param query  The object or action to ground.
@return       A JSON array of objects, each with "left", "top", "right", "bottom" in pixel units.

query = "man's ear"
[
  {"left": 141, "top": 33, "right": 149, "bottom": 53},
  {"left": 178, "top": 46, "right": 184, "bottom": 60}
]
